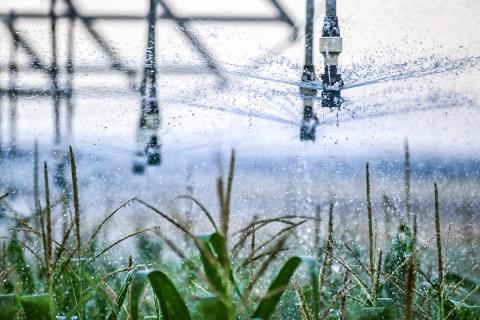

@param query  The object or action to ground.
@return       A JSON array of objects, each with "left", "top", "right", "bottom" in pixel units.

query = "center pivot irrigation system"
[
  {"left": 300, "top": 0, "right": 343, "bottom": 141},
  {"left": 0, "top": 0, "right": 297, "bottom": 176},
  {"left": 0, "top": 0, "right": 346, "bottom": 176}
]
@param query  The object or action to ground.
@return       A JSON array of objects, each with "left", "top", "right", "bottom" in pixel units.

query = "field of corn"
[{"left": 0, "top": 144, "right": 478, "bottom": 320}]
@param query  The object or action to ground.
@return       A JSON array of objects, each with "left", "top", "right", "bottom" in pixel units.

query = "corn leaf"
[
  {"left": 200, "top": 295, "right": 232, "bottom": 320},
  {"left": 0, "top": 294, "right": 19, "bottom": 320},
  {"left": 147, "top": 270, "right": 192, "bottom": 320},
  {"left": 253, "top": 256, "right": 319, "bottom": 320},
  {"left": 20, "top": 294, "right": 53, "bottom": 320},
  {"left": 128, "top": 270, "right": 150, "bottom": 320}
]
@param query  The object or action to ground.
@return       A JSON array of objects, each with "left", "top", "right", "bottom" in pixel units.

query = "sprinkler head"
[
  {"left": 145, "top": 135, "right": 161, "bottom": 166},
  {"left": 320, "top": 9, "right": 344, "bottom": 107},
  {"left": 321, "top": 88, "right": 343, "bottom": 109}
]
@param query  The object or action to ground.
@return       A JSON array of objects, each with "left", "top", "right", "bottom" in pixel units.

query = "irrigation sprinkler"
[
  {"left": 133, "top": 0, "right": 161, "bottom": 174},
  {"left": 300, "top": 0, "right": 344, "bottom": 141},
  {"left": 299, "top": 0, "right": 319, "bottom": 141},
  {"left": 320, "top": 0, "right": 343, "bottom": 108}
]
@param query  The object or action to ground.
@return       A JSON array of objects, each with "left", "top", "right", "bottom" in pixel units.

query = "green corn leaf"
[
  {"left": 445, "top": 299, "right": 480, "bottom": 320},
  {"left": 20, "top": 294, "right": 53, "bottom": 320},
  {"left": 106, "top": 269, "right": 136, "bottom": 320},
  {"left": 200, "top": 295, "right": 232, "bottom": 320},
  {"left": 128, "top": 270, "right": 150, "bottom": 320},
  {"left": 360, "top": 298, "right": 397, "bottom": 319},
  {"left": 360, "top": 307, "right": 389, "bottom": 319},
  {"left": 107, "top": 269, "right": 191, "bottom": 320},
  {"left": 201, "top": 232, "right": 241, "bottom": 297},
  {"left": 7, "top": 232, "right": 35, "bottom": 293},
  {"left": 0, "top": 294, "right": 19, "bottom": 320},
  {"left": 196, "top": 233, "right": 230, "bottom": 296},
  {"left": 253, "top": 256, "right": 319, "bottom": 320},
  {"left": 147, "top": 270, "right": 192, "bottom": 320},
  {"left": 384, "top": 223, "right": 414, "bottom": 302},
  {"left": 444, "top": 273, "right": 479, "bottom": 302}
]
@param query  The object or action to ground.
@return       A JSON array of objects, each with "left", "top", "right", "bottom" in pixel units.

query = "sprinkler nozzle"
[
  {"left": 321, "top": 89, "right": 343, "bottom": 108},
  {"left": 320, "top": 35, "right": 343, "bottom": 89},
  {"left": 320, "top": 3, "right": 343, "bottom": 109}
]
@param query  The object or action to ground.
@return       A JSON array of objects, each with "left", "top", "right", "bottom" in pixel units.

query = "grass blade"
[
  {"left": 20, "top": 294, "right": 53, "bottom": 320},
  {"left": 106, "top": 269, "right": 135, "bottom": 320},
  {"left": 69, "top": 146, "right": 81, "bottom": 257},
  {"left": 129, "top": 270, "right": 150, "bottom": 320},
  {"left": 253, "top": 256, "right": 318, "bottom": 320},
  {"left": 148, "top": 270, "right": 192, "bottom": 320},
  {"left": 200, "top": 296, "right": 232, "bottom": 320},
  {"left": 7, "top": 232, "right": 35, "bottom": 293}
]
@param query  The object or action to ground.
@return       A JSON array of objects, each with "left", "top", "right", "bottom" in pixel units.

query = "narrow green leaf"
[
  {"left": 147, "top": 270, "right": 192, "bottom": 320},
  {"left": 129, "top": 270, "right": 150, "bottom": 320},
  {"left": 360, "top": 307, "right": 389, "bottom": 320},
  {"left": 196, "top": 233, "right": 229, "bottom": 295},
  {"left": 253, "top": 256, "right": 318, "bottom": 320},
  {"left": 200, "top": 296, "right": 231, "bottom": 320},
  {"left": 445, "top": 299, "right": 480, "bottom": 320},
  {"left": 20, "top": 294, "right": 53, "bottom": 320},
  {"left": 106, "top": 269, "right": 135, "bottom": 320},
  {"left": 360, "top": 298, "right": 397, "bottom": 320},
  {"left": 7, "top": 232, "right": 35, "bottom": 293},
  {"left": 384, "top": 223, "right": 414, "bottom": 302}
]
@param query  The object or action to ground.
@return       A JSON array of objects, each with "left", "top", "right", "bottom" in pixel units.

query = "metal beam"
[
  {"left": 1, "top": 16, "right": 49, "bottom": 73},
  {"left": 0, "top": 12, "right": 293, "bottom": 23}
]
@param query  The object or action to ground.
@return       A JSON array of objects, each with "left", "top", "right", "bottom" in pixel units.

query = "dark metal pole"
[
  {"left": 300, "top": 0, "right": 319, "bottom": 141},
  {"left": 305, "top": 0, "right": 314, "bottom": 66},
  {"left": 7, "top": 13, "right": 18, "bottom": 156},
  {"left": 50, "top": 0, "right": 61, "bottom": 145},
  {"left": 65, "top": 4, "right": 75, "bottom": 138},
  {"left": 133, "top": 0, "right": 160, "bottom": 173},
  {"left": 144, "top": 0, "right": 161, "bottom": 166}
]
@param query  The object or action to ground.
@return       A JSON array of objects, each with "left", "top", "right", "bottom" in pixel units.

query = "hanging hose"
[
  {"left": 320, "top": 0, "right": 343, "bottom": 108},
  {"left": 144, "top": 0, "right": 161, "bottom": 166},
  {"left": 300, "top": 0, "right": 319, "bottom": 141},
  {"left": 133, "top": 0, "right": 161, "bottom": 173}
]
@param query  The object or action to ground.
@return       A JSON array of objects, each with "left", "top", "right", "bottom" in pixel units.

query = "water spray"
[
  {"left": 320, "top": 0, "right": 343, "bottom": 108},
  {"left": 299, "top": 0, "right": 319, "bottom": 141},
  {"left": 133, "top": 0, "right": 161, "bottom": 174}
]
